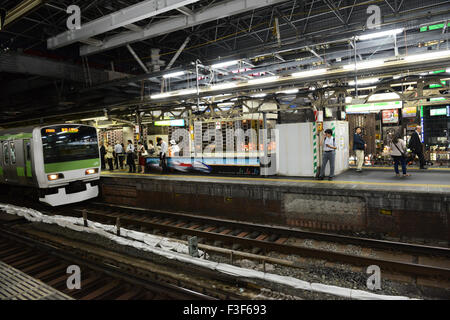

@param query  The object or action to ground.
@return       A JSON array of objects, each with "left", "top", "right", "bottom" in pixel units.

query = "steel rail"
[
  {"left": 89, "top": 202, "right": 450, "bottom": 258},
  {"left": 70, "top": 205, "right": 450, "bottom": 280}
]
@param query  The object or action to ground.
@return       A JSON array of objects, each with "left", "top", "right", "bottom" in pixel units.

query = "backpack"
[{"left": 324, "top": 137, "right": 336, "bottom": 148}]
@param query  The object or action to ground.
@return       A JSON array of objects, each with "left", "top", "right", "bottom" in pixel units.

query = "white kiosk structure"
[{"left": 276, "top": 121, "right": 349, "bottom": 177}]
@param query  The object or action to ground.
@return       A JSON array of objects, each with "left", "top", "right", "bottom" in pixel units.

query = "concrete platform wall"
[{"left": 100, "top": 177, "right": 450, "bottom": 242}]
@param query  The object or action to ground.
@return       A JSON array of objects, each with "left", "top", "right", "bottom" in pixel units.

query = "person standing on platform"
[
  {"left": 99, "top": 142, "right": 106, "bottom": 170},
  {"left": 120, "top": 143, "right": 126, "bottom": 168},
  {"left": 319, "top": 129, "right": 337, "bottom": 181},
  {"left": 353, "top": 127, "right": 367, "bottom": 172},
  {"left": 157, "top": 137, "right": 168, "bottom": 173},
  {"left": 390, "top": 133, "right": 410, "bottom": 177},
  {"left": 105, "top": 143, "right": 114, "bottom": 171},
  {"left": 148, "top": 140, "right": 155, "bottom": 156},
  {"left": 126, "top": 140, "right": 136, "bottom": 173},
  {"left": 137, "top": 141, "right": 147, "bottom": 174},
  {"left": 170, "top": 140, "right": 180, "bottom": 157},
  {"left": 408, "top": 126, "right": 427, "bottom": 169},
  {"left": 114, "top": 141, "right": 124, "bottom": 170}
]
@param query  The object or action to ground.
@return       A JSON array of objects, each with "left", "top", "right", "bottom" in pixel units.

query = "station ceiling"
[{"left": 0, "top": 0, "right": 449, "bottom": 126}]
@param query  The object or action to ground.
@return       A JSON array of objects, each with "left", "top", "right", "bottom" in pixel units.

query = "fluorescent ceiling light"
[
  {"left": 367, "top": 92, "right": 401, "bottom": 102},
  {"left": 357, "top": 28, "right": 403, "bottom": 40},
  {"left": 277, "top": 89, "right": 299, "bottom": 94},
  {"left": 175, "top": 88, "right": 197, "bottom": 96},
  {"left": 163, "top": 71, "right": 185, "bottom": 79},
  {"left": 247, "top": 76, "right": 279, "bottom": 85},
  {"left": 209, "top": 82, "right": 237, "bottom": 90},
  {"left": 151, "top": 92, "right": 172, "bottom": 99},
  {"left": 211, "top": 60, "right": 239, "bottom": 69},
  {"left": 348, "top": 86, "right": 377, "bottom": 92},
  {"left": 217, "top": 102, "right": 234, "bottom": 107},
  {"left": 348, "top": 78, "right": 379, "bottom": 86},
  {"left": 343, "top": 59, "right": 384, "bottom": 70},
  {"left": 405, "top": 50, "right": 450, "bottom": 62},
  {"left": 251, "top": 93, "right": 267, "bottom": 98},
  {"left": 291, "top": 69, "right": 327, "bottom": 78}
]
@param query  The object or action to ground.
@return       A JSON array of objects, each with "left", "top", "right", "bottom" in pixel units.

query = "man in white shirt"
[
  {"left": 114, "top": 142, "right": 124, "bottom": 169},
  {"left": 126, "top": 140, "right": 136, "bottom": 173},
  {"left": 157, "top": 137, "right": 168, "bottom": 173},
  {"left": 319, "top": 129, "right": 337, "bottom": 181}
]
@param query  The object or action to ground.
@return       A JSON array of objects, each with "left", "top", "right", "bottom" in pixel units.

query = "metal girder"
[
  {"left": 3, "top": 0, "right": 45, "bottom": 28},
  {"left": 126, "top": 44, "right": 150, "bottom": 73},
  {"left": 206, "top": 3, "right": 450, "bottom": 66},
  {"left": 0, "top": 52, "right": 129, "bottom": 84},
  {"left": 322, "top": 0, "right": 347, "bottom": 27},
  {"left": 47, "top": 0, "right": 200, "bottom": 49},
  {"left": 166, "top": 36, "right": 191, "bottom": 70},
  {"left": 176, "top": 6, "right": 194, "bottom": 16},
  {"left": 80, "top": 0, "right": 291, "bottom": 56},
  {"left": 168, "top": 29, "right": 450, "bottom": 89}
]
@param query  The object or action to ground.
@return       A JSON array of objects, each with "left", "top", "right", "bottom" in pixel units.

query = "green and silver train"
[{"left": 0, "top": 124, "right": 101, "bottom": 206}]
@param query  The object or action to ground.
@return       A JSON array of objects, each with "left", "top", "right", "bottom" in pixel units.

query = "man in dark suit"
[{"left": 408, "top": 126, "right": 427, "bottom": 169}]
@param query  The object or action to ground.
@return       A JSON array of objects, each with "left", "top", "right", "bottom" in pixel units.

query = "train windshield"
[{"left": 41, "top": 125, "right": 99, "bottom": 164}]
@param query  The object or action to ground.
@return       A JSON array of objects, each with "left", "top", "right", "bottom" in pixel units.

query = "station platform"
[
  {"left": 99, "top": 169, "right": 450, "bottom": 243},
  {"left": 0, "top": 261, "right": 72, "bottom": 300}
]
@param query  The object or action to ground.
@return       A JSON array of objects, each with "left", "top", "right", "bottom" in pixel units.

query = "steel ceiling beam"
[
  {"left": 3, "top": 0, "right": 45, "bottom": 28},
  {"left": 79, "top": 0, "right": 291, "bottom": 56},
  {"left": 0, "top": 52, "right": 129, "bottom": 84},
  {"left": 47, "top": 0, "right": 201, "bottom": 49},
  {"left": 166, "top": 29, "right": 450, "bottom": 90},
  {"left": 322, "top": 0, "right": 347, "bottom": 27}
]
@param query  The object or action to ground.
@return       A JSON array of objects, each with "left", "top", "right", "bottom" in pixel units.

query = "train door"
[
  {"left": 2, "top": 141, "right": 12, "bottom": 183},
  {"left": 0, "top": 141, "right": 3, "bottom": 183},
  {"left": 8, "top": 141, "right": 19, "bottom": 184},
  {"left": 13, "top": 139, "right": 26, "bottom": 185},
  {"left": 23, "top": 139, "right": 33, "bottom": 184}
]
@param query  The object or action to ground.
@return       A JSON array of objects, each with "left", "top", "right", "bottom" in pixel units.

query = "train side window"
[
  {"left": 10, "top": 142, "right": 16, "bottom": 164},
  {"left": 3, "top": 143, "right": 9, "bottom": 165}
]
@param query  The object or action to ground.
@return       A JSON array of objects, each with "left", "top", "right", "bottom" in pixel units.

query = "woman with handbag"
[
  {"left": 389, "top": 133, "right": 410, "bottom": 177},
  {"left": 137, "top": 141, "right": 147, "bottom": 174}
]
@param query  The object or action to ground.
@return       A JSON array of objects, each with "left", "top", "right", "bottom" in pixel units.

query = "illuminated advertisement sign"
[
  {"left": 346, "top": 101, "right": 402, "bottom": 113},
  {"left": 382, "top": 109, "right": 399, "bottom": 124},
  {"left": 402, "top": 107, "right": 417, "bottom": 118}
]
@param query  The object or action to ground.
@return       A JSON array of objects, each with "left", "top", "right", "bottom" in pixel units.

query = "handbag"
[{"left": 392, "top": 141, "right": 410, "bottom": 158}]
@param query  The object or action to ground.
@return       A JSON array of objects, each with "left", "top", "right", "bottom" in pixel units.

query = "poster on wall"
[{"left": 382, "top": 109, "right": 399, "bottom": 124}]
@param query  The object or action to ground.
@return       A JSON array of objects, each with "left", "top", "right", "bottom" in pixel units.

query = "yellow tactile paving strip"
[
  {"left": 102, "top": 171, "right": 450, "bottom": 189},
  {"left": 349, "top": 166, "right": 450, "bottom": 171},
  {"left": 0, "top": 261, "right": 73, "bottom": 300}
]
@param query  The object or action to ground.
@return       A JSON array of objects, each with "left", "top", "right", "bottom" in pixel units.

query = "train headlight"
[
  {"left": 47, "top": 173, "right": 64, "bottom": 181},
  {"left": 85, "top": 168, "right": 99, "bottom": 175}
]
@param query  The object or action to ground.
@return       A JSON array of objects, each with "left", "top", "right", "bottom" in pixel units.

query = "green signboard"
[
  {"left": 430, "top": 108, "right": 447, "bottom": 116},
  {"left": 346, "top": 101, "right": 402, "bottom": 113}
]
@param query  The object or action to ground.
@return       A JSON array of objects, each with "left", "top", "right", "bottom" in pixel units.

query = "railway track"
[
  {"left": 0, "top": 217, "right": 218, "bottom": 300},
  {"left": 1, "top": 198, "right": 449, "bottom": 299},
  {"left": 55, "top": 202, "right": 450, "bottom": 283}
]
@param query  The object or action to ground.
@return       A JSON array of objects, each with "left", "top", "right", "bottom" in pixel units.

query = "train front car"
[{"left": 35, "top": 124, "right": 101, "bottom": 206}]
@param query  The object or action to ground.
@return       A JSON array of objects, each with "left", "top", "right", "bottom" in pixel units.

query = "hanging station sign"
[
  {"left": 430, "top": 108, "right": 447, "bottom": 116},
  {"left": 154, "top": 119, "right": 186, "bottom": 127},
  {"left": 345, "top": 101, "right": 403, "bottom": 113}
]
